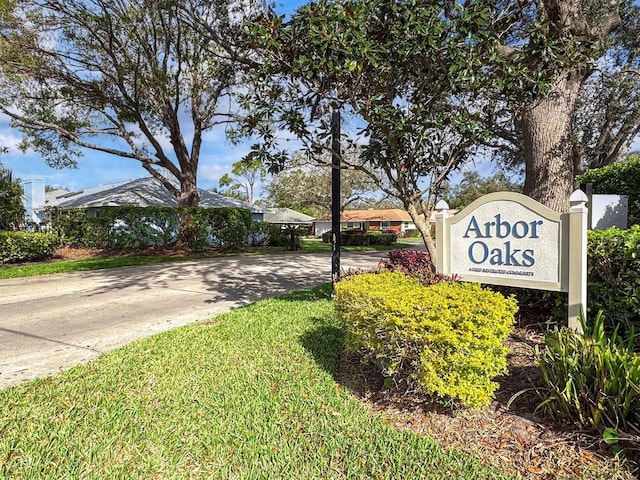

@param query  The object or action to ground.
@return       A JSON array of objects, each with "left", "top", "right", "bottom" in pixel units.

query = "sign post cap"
[
  {"left": 435, "top": 199, "right": 449, "bottom": 210},
  {"left": 570, "top": 189, "right": 588, "bottom": 204}
]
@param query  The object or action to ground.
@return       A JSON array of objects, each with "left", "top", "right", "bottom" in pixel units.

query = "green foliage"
[
  {"left": 0, "top": 166, "right": 25, "bottom": 230},
  {"left": 443, "top": 171, "right": 522, "bottom": 210},
  {"left": 587, "top": 226, "right": 640, "bottom": 345},
  {"left": 334, "top": 272, "right": 517, "bottom": 408},
  {"left": 261, "top": 161, "right": 384, "bottom": 217},
  {"left": 256, "top": 222, "right": 302, "bottom": 249},
  {"left": 188, "top": 207, "right": 252, "bottom": 251},
  {"left": 537, "top": 312, "right": 640, "bottom": 442},
  {"left": 243, "top": 0, "right": 544, "bottom": 255},
  {"left": 48, "top": 206, "right": 252, "bottom": 251},
  {"left": 579, "top": 156, "right": 640, "bottom": 225},
  {"left": 49, "top": 209, "right": 112, "bottom": 247},
  {"left": 0, "top": 231, "right": 59, "bottom": 263}
]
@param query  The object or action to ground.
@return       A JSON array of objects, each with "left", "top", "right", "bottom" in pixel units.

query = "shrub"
[
  {"left": 0, "top": 231, "right": 60, "bottom": 263},
  {"left": 537, "top": 312, "right": 640, "bottom": 441},
  {"left": 108, "top": 206, "right": 178, "bottom": 248},
  {"left": 48, "top": 206, "right": 252, "bottom": 251},
  {"left": 334, "top": 272, "right": 517, "bottom": 408},
  {"left": 587, "top": 226, "right": 640, "bottom": 345},
  {"left": 378, "top": 248, "right": 454, "bottom": 286},
  {"left": 342, "top": 232, "right": 397, "bottom": 246},
  {"left": 49, "top": 208, "right": 110, "bottom": 247}
]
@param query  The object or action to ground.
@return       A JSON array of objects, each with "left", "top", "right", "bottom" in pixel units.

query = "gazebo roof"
[{"left": 263, "top": 208, "right": 314, "bottom": 225}]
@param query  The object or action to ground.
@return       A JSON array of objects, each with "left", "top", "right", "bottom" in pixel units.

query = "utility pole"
[{"left": 331, "top": 105, "right": 341, "bottom": 292}]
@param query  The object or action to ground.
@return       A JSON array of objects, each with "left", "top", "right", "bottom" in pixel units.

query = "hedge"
[
  {"left": 48, "top": 206, "right": 253, "bottom": 250},
  {"left": 579, "top": 156, "right": 640, "bottom": 226},
  {"left": 0, "top": 231, "right": 60, "bottom": 264},
  {"left": 321, "top": 231, "right": 397, "bottom": 246},
  {"left": 587, "top": 226, "right": 640, "bottom": 345}
]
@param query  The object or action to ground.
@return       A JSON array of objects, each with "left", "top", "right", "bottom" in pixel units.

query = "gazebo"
[{"left": 263, "top": 208, "right": 315, "bottom": 250}]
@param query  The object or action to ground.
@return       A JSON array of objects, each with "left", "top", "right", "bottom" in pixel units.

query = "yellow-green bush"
[{"left": 334, "top": 272, "right": 518, "bottom": 408}]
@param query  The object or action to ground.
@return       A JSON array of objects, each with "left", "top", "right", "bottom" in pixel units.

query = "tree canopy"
[
  {"left": 477, "top": 0, "right": 627, "bottom": 211},
  {"left": 214, "top": 155, "right": 267, "bottom": 204},
  {"left": 239, "top": 0, "right": 533, "bottom": 256},
  {"left": 261, "top": 152, "right": 393, "bottom": 217},
  {"left": 236, "top": 0, "right": 597, "bottom": 255},
  {"left": 443, "top": 171, "right": 522, "bottom": 210}
]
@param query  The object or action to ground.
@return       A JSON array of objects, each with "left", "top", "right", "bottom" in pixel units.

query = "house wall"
[{"left": 314, "top": 221, "right": 331, "bottom": 237}]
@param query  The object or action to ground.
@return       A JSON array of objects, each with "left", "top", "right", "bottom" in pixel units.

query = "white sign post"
[{"left": 435, "top": 191, "right": 588, "bottom": 332}]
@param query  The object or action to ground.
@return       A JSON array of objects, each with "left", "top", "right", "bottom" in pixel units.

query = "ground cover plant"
[{"left": 0, "top": 286, "right": 509, "bottom": 480}]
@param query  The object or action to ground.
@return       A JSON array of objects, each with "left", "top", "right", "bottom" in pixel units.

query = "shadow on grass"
[
  {"left": 277, "top": 284, "right": 333, "bottom": 303},
  {"left": 299, "top": 321, "right": 345, "bottom": 374}
]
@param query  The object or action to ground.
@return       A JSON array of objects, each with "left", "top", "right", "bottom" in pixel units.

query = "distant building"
[
  {"left": 312, "top": 208, "right": 458, "bottom": 237},
  {"left": 23, "top": 176, "right": 266, "bottom": 224},
  {"left": 313, "top": 208, "right": 415, "bottom": 237}
]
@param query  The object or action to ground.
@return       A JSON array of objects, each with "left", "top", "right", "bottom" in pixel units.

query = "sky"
[{"left": 0, "top": 0, "right": 309, "bottom": 195}]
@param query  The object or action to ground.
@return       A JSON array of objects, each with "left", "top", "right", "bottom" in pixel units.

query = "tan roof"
[{"left": 340, "top": 209, "right": 412, "bottom": 222}]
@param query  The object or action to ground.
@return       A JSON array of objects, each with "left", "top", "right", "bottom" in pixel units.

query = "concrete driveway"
[{"left": 0, "top": 251, "right": 383, "bottom": 389}]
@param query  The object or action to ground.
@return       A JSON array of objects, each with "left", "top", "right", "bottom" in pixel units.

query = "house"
[
  {"left": 24, "top": 176, "right": 266, "bottom": 224},
  {"left": 312, "top": 207, "right": 458, "bottom": 237},
  {"left": 313, "top": 208, "right": 416, "bottom": 237}
]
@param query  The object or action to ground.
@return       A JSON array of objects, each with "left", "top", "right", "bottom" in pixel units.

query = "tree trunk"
[
  {"left": 406, "top": 202, "right": 436, "bottom": 262},
  {"left": 176, "top": 165, "right": 201, "bottom": 248},
  {"left": 521, "top": 71, "right": 584, "bottom": 212}
]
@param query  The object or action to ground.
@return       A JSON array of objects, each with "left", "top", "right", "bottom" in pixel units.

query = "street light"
[{"left": 330, "top": 105, "right": 341, "bottom": 293}]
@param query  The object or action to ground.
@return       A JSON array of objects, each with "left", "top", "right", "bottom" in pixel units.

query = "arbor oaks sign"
[{"left": 435, "top": 191, "right": 588, "bottom": 331}]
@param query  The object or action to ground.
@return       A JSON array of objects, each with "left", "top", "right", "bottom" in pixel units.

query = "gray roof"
[
  {"left": 263, "top": 208, "right": 315, "bottom": 224},
  {"left": 47, "top": 177, "right": 265, "bottom": 213}
]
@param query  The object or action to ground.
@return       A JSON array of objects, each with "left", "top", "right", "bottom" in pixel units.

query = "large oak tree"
[
  {"left": 482, "top": 0, "right": 626, "bottom": 211},
  {"left": 0, "top": 0, "right": 264, "bottom": 211}
]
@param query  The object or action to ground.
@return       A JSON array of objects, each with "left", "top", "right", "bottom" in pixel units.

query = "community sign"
[{"left": 435, "top": 191, "right": 588, "bottom": 330}]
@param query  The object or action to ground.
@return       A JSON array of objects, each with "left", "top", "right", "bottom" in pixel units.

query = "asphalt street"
[{"left": 0, "top": 251, "right": 383, "bottom": 389}]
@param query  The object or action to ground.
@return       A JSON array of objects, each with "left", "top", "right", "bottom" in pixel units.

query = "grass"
[
  {"left": 0, "top": 285, "right": 512, "bottom": 480},
  {"left": 0, "top": 255, "right": 182, "bottom": 279},
  {"left": 0, "top": 238, "right": 415, "bottom": 279}
]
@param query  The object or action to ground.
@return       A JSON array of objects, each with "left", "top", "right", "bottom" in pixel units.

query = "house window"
[{"left": 381, "top": 220, "right": 390, "bottom": 230}]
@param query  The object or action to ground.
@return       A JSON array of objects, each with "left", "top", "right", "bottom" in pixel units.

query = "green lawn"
[
  {"left": 0, "top": 238, "right": 415, "bottom": 279},
  {"left": 0, "top": 285, "right": 512, "bottom": 479}
]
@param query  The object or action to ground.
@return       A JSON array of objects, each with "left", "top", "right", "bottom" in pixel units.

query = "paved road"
[{"left": 0, "top": 251, "right": 383, "bottom": 389}]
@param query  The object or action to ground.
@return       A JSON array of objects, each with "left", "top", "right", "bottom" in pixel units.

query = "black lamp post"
[{"left": 330, "top": 106, "right": 341, "bottom": 292}]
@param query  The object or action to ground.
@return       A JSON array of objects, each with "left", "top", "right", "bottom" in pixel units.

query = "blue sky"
[{"left": 0, "top": 0, "right": 309, "bottom": 194}]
